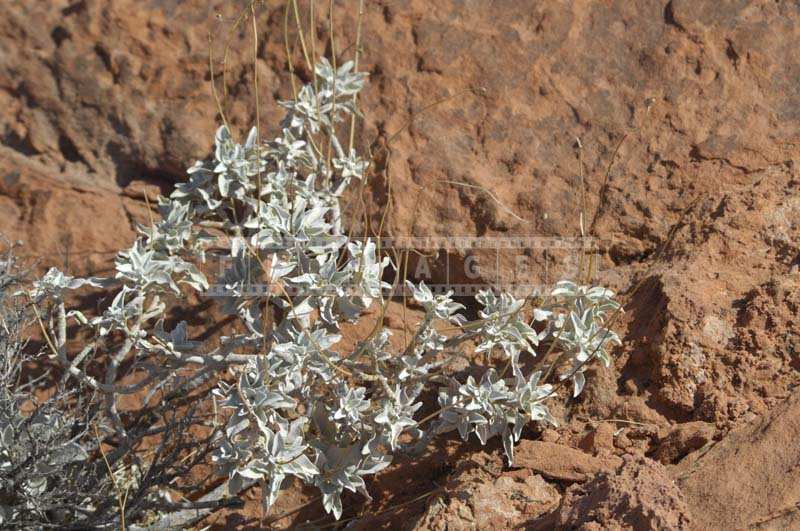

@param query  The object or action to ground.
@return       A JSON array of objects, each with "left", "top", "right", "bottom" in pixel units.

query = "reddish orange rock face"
[{"left": 1, "top": 0, "right": 799, "bottom": 528}]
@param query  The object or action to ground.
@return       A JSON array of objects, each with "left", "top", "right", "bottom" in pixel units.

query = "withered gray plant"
[
  {"left": 7, "top": 55, "right": 621, "bottom": 527},
  {"left": 0, "top": 246, "right": 237, "bottom": 530},
  {"left": 0, "top": 245, "right": 108, "bottom": 528}
]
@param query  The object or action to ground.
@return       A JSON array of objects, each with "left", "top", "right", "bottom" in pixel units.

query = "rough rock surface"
[
  {"left": 651, "top": 421, "right": 715, "bottom": 464},
  {"left": 556, "top": 454, "right": 693, "bottom": 530},
  {"left": 513, "top": 440, "right": 622, "bottom": 482},
  {"left": 2, "top": 0, "right": 800, "bottom": 529},
  {"left": 413, "top": 452, "right": 560, "bottom": 530},
  {"left": 579, "top": 422, "right": 617, "bottom": 456},
  {"left": 676, "top": 392, "right": 800, "bottom": 530}
]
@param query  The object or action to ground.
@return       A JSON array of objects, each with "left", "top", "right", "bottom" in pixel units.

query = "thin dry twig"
[{"left": 440, "top": 179, "right": 532, "bottom": 225}]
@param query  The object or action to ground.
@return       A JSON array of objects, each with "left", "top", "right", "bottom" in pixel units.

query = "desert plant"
[
  {"left": 0, "top": 246, "right": 103, "bottom": 528},
  {"left": 0, "top": 243, "right": 243, "bottom": 529},
  {"left": 8, "top": 47, "right": 622, "bottom": 526}
]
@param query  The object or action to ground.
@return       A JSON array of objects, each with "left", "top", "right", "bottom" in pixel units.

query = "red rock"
[
  {"left": 514, "top": 440, "right": 622, "bottom": 482},
  {"left": 652, "top": 421, "right": 715, "bottom": 464},
  {"left": 556, "top": 454, "right": 692, "bottom": 530},
  {"left": 1, "top": 0, "right": 799, "bottom": 528},
  {"left": 414, "top": 462, "right": 560, "bottom": 530},
  {"left": 579, "top": 422, "right": 617, "bottom": 456},
  {"left": 675, "top": 393, "right": 800, "bottom": 530}
]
